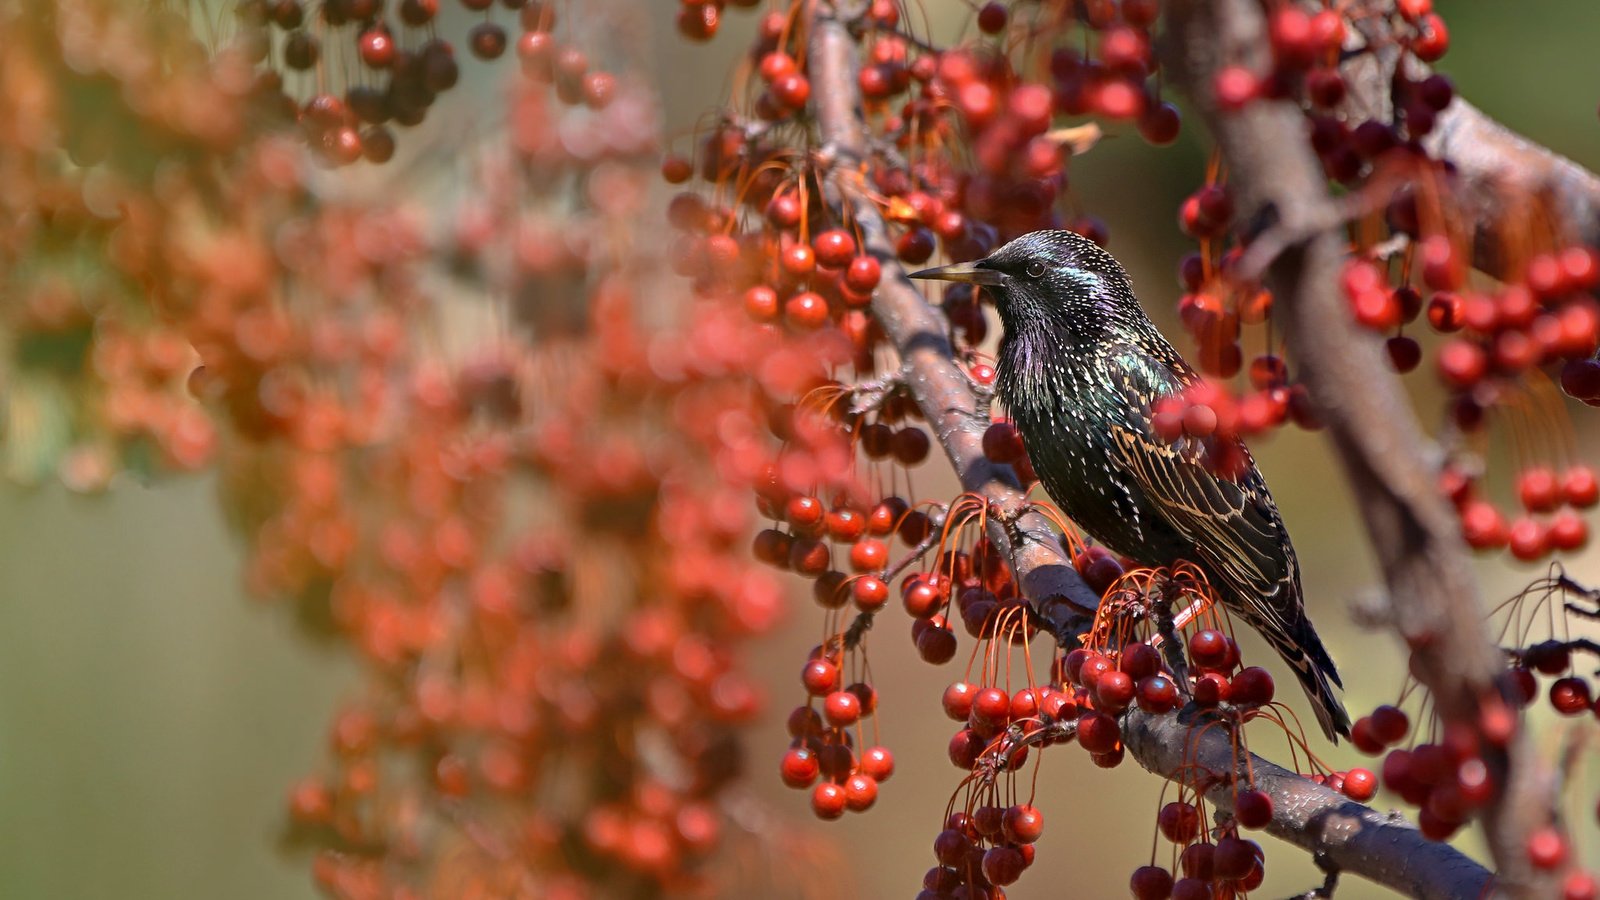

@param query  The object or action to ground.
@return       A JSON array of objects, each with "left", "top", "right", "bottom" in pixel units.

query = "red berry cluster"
[
  {"left": 924, "top": 800, "right": 1045, "bottom": 898},
  {"left": 1371, "top": 717, "right": 1503, "bottom": 843},
  {"left": 4, "top": 5, "right": 819, "bottom": 891},
  {"left": 1451, "top": 461, "right": 1598, "bottom": 560},
  {"left": 0, "top": 4, "right": 264, "bottom": 489},
  {"left": 1163, "top": 2, "right": 1600, "bottom": 571},
  {"left": 1130, "top": 796, "right": 1269, "bottom": 900},
  {"left": 1335, "top": 566, "right": 1600, "bottom": 889},
  {"left": 235, "top": 0, "right": 616, "bottom": 166}
]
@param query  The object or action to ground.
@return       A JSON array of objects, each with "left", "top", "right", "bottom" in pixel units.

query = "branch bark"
[
  {"left": 1124, "top": 711, "right": 1491, "bottom": 900},
  {"left": 1162, "top": 0, "right": 1559, "bottom": 895},
  {"left": 807, "top": 3, "right": 1497, "bottom": 897}
]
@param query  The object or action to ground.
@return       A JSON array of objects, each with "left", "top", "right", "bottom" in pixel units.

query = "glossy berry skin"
[{"left": 912, "top": 230, "right": 1350, "bottom": 740}]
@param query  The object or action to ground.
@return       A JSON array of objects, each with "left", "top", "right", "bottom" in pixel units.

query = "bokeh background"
[{"left": 3, "top": 3, "right": 1599, "bottom": 898}]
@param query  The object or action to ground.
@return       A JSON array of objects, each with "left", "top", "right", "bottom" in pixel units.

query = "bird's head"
[{"left": 910, "top": 229, "right": 1141, "bottom": 342}]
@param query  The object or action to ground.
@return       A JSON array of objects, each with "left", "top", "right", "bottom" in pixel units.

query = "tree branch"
[
  {"left": 1124, "top": 711, "right": 1491, "bottom": 900},
  {"left": 806, "top": 5, "right": 1100, "bottom": 641},
  {"left": 1161, "top": 0, "right": 1559, "bottom": 895},
  {"left": 807, "top": 3, "right": 1496, "bottom": 896}
]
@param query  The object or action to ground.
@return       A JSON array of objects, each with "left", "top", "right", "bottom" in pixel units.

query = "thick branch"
[
  {"left": 806, "top": 6, "right": 1100, "bottom": 639},
  {"left": 807, "top": 3, "right": 1493, "bottom": 896},
  {"left": 1163, "top": 0, "right": 1558, "bottom": 894},
  {"left": 1125, "top": 712, "right": 1491, "bottom": 900}
]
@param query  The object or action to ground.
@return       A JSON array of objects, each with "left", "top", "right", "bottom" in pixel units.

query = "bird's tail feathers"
[{"left": 1270, "top": 625, "right": 1351, "bottom": 742}]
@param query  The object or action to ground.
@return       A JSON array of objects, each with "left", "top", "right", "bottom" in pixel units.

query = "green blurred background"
[{"left": 3, "top": 3, "right": 1599, "bottom": 898}]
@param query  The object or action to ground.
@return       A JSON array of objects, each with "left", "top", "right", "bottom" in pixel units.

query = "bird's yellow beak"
[{"left": 908, "top": 261, "right": 1005, "bottom": 287}]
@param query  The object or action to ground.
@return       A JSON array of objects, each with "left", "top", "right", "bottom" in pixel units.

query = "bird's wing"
[{"left": 1100, "top": 346, "right": 1298, "bottom": 628}]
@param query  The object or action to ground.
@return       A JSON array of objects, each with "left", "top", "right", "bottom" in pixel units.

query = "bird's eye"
[{"left": 1024, "top": 260, "right": 1048, "bottom": 279}]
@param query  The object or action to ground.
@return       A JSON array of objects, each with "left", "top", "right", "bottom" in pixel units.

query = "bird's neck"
[{"left": 996, "top": 317, "right": 1081, "bottom": 423}]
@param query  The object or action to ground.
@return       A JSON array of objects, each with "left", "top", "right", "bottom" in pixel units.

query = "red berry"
[
  {"left": 1269, "top": 7, "right": 1315, "bottom": 67},
  {"left": 948, "top": 728, "right": 984, "bottom": 769},
  {"left": 1077, "top": 711, "right": 1120, "bottom": 754},
  {"left": 972, "top": 687, "right": 1011, "bottom": 728},
  {"left": 785, "top": 291, "right": 830, "bottom": 330},
  {"left": 917, "top": 625, "right": 958, "bottom": 664},
  {"left": 1009, "top": 688, "right": 1042, "bottom": 721},
  {"left": 1192, "top": 671, "right": 1231, "bottom": 706},
  {"left": 1413, "top": 13, "right": 1449, "bottom": 62},
  {"left": 1158, "top": 801, "right": 1201, "bottom": 843},
  {"left": 1119, "top": 642, "right": 1162, "bottom": 679},
  {"left": 1550, "top": 677, "right": 1592, "bottom": 715},
  {"left": 983, "top": 420, "right": 1027, "bottom": 464},
  {"left": 849, "top": 538, "right": 887, "bottom": 572},
  {"left": 358, "top": 29, "right": 395, "bottom": 68},
  {"left": 1095, "top": 670, "right": 1136, "bottom": 711},
  {"left": 845, "top": 256, "right": 881, "bottom": 293},
  {"left": 1139, "top": 102, "right": 1181, "bottom": 145},
  {"left": 812, "top": 570, "right": 851, "bottom": 605},
  {"left": 1188, "top": 629, "right": 1229, "bottom": 668},
  {"left": 1230, "top": 666, "right": 1276, "bottom": 706},
  {"left": 843, "top": 773, "right": 878, "bottom": 811},
  {"left": 780, "top": 747, "right": 819, "bottom": 788},
  {"left": 813, "top": 229, "right": 856, "bottom": 268},
  {"left": 1213, "top": 65, "right": 1259, "bottom": 111},
  {"left": 1234, "top": 789, "right": 1273, "bottom": 828},
  {"left": 1565, "top": 871, "right": 1599, "bottom": 900},
  {"left": 1563, "top": 466, "right": 1599, "bottom": 507},
  {"left": 1460, "top": 500, "right": 1508, "bottom": 550},
  {"left": 1136, "top": 675, "right": 1179, "bottom": 713},
  {"left": 743, "top": 285, "right": 779, "bottom": 322},
  {"left": 1213, "top": 835, "right": 1259, "bottom": 881},
  {"left": 1428, "top": 291, "right": 1465, "bottom": 331},
  {"left": 903, "top": 578, "right": 943, "bottom": 618},
  {"left": 1351, "top": 717, "right": 1385, "bottom": 755},
  {"left": 771, "top": 73, "right": 812, "bottom": 110},
  {"left": 823, "top": 690, "right": 861, "bottom": 726},
  {"left": 1370, "top": 705, "right": 1410, "bottom": 744},
  {"left": 973, "top": 804, "right": 1004, "bottom": 838},
  {"left": 976, "top": 2, "right": 1008, "bottom": 34},
  {"left": 860, "top": 745, "right": 894, "bottom": 781},
  {"left": 942, "top": 681, "right": 977, "bottom": 720},
  {"left": 788, "top": 705, "right": 822, "bottom": 737},
  {"left": 1343, "top": 767, "right": 1378, "bottom": 801},
  {"left": 1527, "top": 826, "right": 1569, "bottom": 870},
  {"left": 892, "top": 427, "right": 931, "bottom": 465},
  {"left": 1130, "top": 865, "right": 1175, "bottom": 900},
  {"left": 1387, "top": 335, "right": 1422, "bottom": 372},
  {"left": 468, "top": 22, "right": 507, "bottom": 60},
  {"left": 811, "top": 781, "right": 847, "bottom": 819},
  {"left": 896, "top": 227, "right": 935, "bottom": 264},
  {"left": 802, "top": 659, "right": 839, "bottom": 695},
  {"left": 1549, "top": 510, "right": 1589, "bottom": 552},
  {"left": 1508, "top": 517, "right": 1549, "bottom": 561},
  {"left": 758, "top": 52, "right": 796, "bottom": 82},
  {"left": 852, "top": 575, "right": 889, "bottom": 612},
  {"left": 1518, "top": 467, "right": 1561, "bottom": 513},
  {"left": 1002, "top": 804, "right": 1044, "bottom": 843},
  {"left": 1179, "top": 842, "right": 1215, "bottom": 880}
]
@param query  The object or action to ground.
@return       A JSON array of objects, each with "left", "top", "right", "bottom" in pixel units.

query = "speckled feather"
[{"left": 977, "top": 230, "right": 1351, "bottom": 741}]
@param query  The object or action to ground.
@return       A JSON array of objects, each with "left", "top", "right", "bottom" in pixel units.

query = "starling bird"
[{"left": 912, "top": 230, "right": 1351, "bottom": 741}]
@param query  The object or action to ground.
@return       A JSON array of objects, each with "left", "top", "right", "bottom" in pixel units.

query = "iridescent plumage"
[{"left": 913, "top": 230, "right": 1351, "bottom": 741}]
